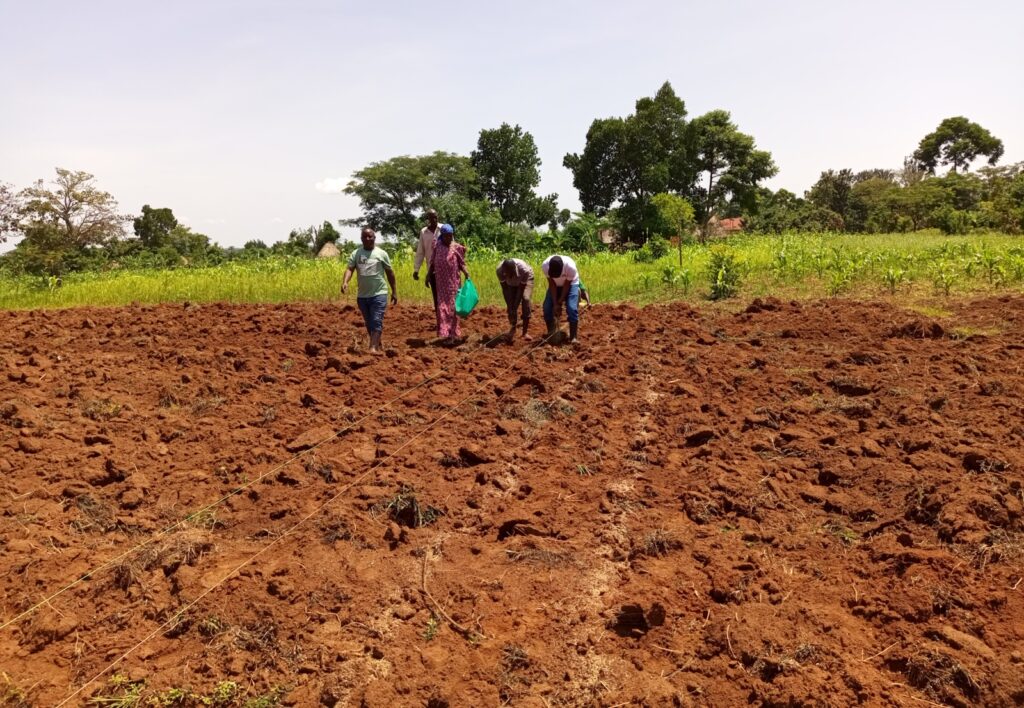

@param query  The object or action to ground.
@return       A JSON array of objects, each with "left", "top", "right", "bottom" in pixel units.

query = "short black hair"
[{"left": 548, "top": 256, "right": 564, "bottom": 278}]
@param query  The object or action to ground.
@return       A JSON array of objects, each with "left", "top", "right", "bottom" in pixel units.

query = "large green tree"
[
  {"left": 913, "top": 116, "right": 1004, "bottom": 174},
  {"left": 471, "top": 123, "right": 557, "bottom": 226},
  {"left": 744, "top": 188, "right": 844, "bottom": 233},
  {"left": 977, "top": 163, "right": 1024, "bottom": 233},
  {"left": 564, "top": 82, "right": 691, "bottom": 240},
  {"left": 343, "top": 152, "right": 479, "bottom": 240},
  {"left": 687, "top": 109, "right": 777, "bottom": 236},
  {"left": 14, "top": 169, "right": 127, "bottom": 275},
  {"left": 845, "top": 178, "right": 904, "bottom": 232},
  {"left": 133, "top": 205, "right": 178, "bottom": 249},
  {"left": 806, "top": 169, "right": 855, "bottom": 227},
  {"left": 565, "top": 83, "right": 775, "bottom": 241}
]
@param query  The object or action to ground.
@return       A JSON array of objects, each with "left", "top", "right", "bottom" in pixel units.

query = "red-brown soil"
[{"left": 1, "top": 297, "right": 1023, "bottom": 707}]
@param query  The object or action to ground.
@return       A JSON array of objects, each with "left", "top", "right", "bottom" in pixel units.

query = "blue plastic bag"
[{"left": 455, "top": 278, "right": 479, "bottom": 318}]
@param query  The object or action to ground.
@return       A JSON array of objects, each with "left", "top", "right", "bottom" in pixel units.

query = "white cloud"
[
  {"left": 204, "top": 218, "right": 227, "bottom": 225},
  {"left": 271, "top": 216, "right": 284, "bottom": 223},
  {"left": 315, "top": 177, "right": 347, "bottom": 194}
]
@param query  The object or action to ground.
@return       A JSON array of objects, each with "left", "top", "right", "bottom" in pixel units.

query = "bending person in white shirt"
[{"left": 541, "top": 254, "right": 582, "bottom": 343}]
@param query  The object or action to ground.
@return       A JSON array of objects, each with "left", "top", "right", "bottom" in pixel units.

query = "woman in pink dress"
[{"left": 427, "top": 223, "right": 470, "bottom": 344}]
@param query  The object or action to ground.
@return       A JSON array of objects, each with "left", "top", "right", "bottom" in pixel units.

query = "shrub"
[
  {"left": 633, "top": 235, "right": 669, "bottom": 263},
  {"left": 707, "top": 249, "right": 742, "bottom": 300}
]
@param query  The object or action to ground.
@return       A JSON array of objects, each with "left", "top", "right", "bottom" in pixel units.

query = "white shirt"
[
  {"left": 541, "top": 254, "right": 580, "bottom": 286},
  {"left": 414, "top": 225, "right": 440, "bottom": 274}
]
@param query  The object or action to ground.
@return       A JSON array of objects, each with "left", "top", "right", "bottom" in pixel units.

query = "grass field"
[{"left": 1, "top": 232, "right": 1023, "bottom": 310}]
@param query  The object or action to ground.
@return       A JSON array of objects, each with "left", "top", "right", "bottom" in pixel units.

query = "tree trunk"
[{"left": 701, "top": 170, "right": 716, "bottom": 244}]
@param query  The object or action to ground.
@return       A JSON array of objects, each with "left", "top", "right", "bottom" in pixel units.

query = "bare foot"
[{"left": 523, "top": 334, "right": 533, "bottom": 342}]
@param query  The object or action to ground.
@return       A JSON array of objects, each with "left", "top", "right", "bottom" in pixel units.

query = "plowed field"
[{"left": 2, "top": 298, "right": 1023, "bottom": 707}]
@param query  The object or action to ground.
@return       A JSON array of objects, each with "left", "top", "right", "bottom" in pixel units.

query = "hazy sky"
[{"left": 1, "top": 0, "right": 1021, "bottom": 248}]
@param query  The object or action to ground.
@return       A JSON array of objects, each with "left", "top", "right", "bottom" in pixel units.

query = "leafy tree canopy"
[
  {"left": 565, "top": 83, "right": 775, "bottom": 242},
  {"left": 688, "top": 109, "right": 777, "bottom": 234},
  {"left": 564, "top": 82, "right": 691, "bottom": 240},
  {"left": 0, "top": 182, "right": 19, "bottom": 243},
  {"left": 913, "top": 116, "right": 1004, "bottom": 174},
  {"left": 133, "top": 205, "right": 178, "bottom": 249},
  {"left": 343, "top": 152, "right": 479, "bottom": 240},
  {"left": 471, "top": 123, "right": 557, "bottom": 227},
  {"left": 13, "top": 168, "right": 127, "bottom": 275}
]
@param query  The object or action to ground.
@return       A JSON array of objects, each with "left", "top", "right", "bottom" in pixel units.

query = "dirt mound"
[{"left": 1, "top": 298, "right": 1023, "bottom": 706}]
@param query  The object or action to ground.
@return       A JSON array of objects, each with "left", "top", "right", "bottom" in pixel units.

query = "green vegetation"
[
  {"left": 4, "top": 232, "right": 1024, "bottom": 310},
  {"left": 1, "top": 84, "right": 1020, "bottom": 306},
  {"left": 87, "top": 675, "right": 281, "bottom": 707}
]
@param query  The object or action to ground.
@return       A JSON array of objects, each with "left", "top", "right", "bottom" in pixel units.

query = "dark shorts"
[{"left": 357, "top": 294, "right": 388, "bottom": 333}]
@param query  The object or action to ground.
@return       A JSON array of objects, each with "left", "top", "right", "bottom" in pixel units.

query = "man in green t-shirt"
[{"left": 341, "top": 227, "right": 398, "bottom": 352}]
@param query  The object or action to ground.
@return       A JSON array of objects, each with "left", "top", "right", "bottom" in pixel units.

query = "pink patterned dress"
[{"left": 430, "top": 239, "right": 466, "bottom": 338}]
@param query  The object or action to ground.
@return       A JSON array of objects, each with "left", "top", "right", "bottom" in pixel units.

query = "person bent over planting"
[
  {"left": 341, "top": 227, "right": 398, "bottom": 353},
  {"left": 542, "top": 254, "right": 582, "bottom": 342},
  {"left": 496, "top": 257, "right": 534, "bottom": 342},
  {"left": 426, "top": 223, "right": 470, "bottom": 345}
]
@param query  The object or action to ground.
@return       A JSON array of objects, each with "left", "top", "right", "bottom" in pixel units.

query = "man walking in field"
[
  {"left": 341, "top": 227, "right": 398, "bottom": 353},
  {"left": 413, "top": 208, "right": 441, "bottom": 319},
  {"left": 496, "top": 258, "right": 534, "bottom": 342},
  {"left": 542, "top": 254, "right": 583, "bottom": 343}
]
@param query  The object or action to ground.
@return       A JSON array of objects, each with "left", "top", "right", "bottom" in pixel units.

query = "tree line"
[
  {"left": 0, "top": 169, "right": 351, "bottom": 276},
  {"left": 2, "top": 83, "right": 1021, "bottom": 278}
]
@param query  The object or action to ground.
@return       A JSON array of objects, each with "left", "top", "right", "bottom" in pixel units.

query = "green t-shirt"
[{"left": 348, "top": 247, "right": 393, "bottom": 298}]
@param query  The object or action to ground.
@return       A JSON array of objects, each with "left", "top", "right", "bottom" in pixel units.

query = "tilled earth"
[{"left": 1, "top": 297, "right": 1023, "bottom": 707}]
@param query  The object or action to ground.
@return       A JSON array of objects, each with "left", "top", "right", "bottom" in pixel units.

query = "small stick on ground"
[
  {"left": 861, "top": 641, "right": 898, "bottom": 663},
  {"left": 906, "top": 695, "right": 951, "bottom": 707},
  {"left": 664, "top": 660, "right": 694, "bottom": 679},
  {"left": 725, "top": 622, "right": 735, "bottom": 659},
  {"left": 419, "top": 552, "right": 485, "bottom": 641}
]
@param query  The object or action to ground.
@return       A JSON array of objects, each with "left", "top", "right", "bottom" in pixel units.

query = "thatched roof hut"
[{"left": 316, "top": 241, "right": 341, "bottom": 259}]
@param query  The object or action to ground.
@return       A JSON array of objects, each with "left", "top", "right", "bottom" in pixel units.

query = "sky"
[{"left": 1, "top": 0, "right": 1022, "bottom": 249}]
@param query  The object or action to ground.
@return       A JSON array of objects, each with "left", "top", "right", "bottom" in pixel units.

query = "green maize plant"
[
  {"left": 882, "top": 266, "right": 908, "bottom": 294},
  {"left": 708, "top": 249, "right": 742, "bottom": 300}
]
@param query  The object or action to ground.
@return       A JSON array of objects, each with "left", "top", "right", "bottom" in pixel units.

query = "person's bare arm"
[
  {"left": 385, "top": 267, "right": 398, "bottom": 305},
  {"left": 548, "top": 277, "right": 561, "bottom": 310},
  {"left": 341, "top": 266, "right": 355, "bottom": 294}
]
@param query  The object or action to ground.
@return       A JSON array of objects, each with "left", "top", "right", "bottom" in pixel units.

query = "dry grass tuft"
[
  {"left": 371, "top": 485, "right": 443, "bottom": 528},
  {"left": 505, "top": 540, "right": 575, "bottom": 568},
  {"left": 630, "top": 529, "right": 682, "bottom": 559}
]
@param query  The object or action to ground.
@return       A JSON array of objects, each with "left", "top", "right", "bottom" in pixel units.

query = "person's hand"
[
  {"left": 341, "top": 282, "right": 348, "bottom": 295},
  {"left": 413, "top": 271, "right": 419, "bottom": 281},
  {"left": 391, "top": 294, "right": 398, "bottom": 306}
]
